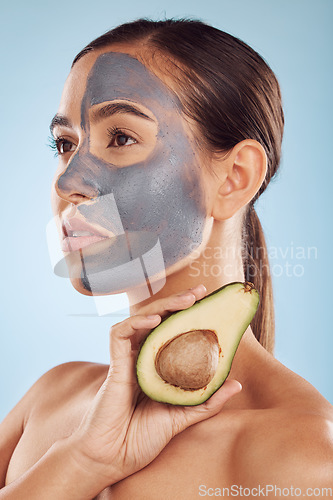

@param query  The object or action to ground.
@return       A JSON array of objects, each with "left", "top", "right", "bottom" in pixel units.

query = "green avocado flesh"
[{"left": 136, "top": 282, "right": 259, "bottom": 406}]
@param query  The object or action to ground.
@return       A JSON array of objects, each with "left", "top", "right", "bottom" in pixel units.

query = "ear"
[{"left": 211, "top": 139, "right": 267, "bottom": 221}]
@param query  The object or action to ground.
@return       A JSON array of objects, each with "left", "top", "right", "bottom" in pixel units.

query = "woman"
[{"left": 1, "top": 19, "right": 332, "bottom": 499}]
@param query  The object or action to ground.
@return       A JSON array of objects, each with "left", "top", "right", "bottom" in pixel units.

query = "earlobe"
[{"left": 211, "top": 139, "right": 267, "bottom": 221}]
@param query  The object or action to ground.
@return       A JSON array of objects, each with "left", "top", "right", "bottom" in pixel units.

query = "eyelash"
[
  {"left": 48, "top": 136, "right": 75, "bottom": 157},
  {"left": 107, "top": 126, "right": 137, "bottom": 148},
  {"left": 48, "top": 136, "right": 60, "bottom": 157},
  {"left": 48, "top": 128, "right": 137, "bottom": 157}
]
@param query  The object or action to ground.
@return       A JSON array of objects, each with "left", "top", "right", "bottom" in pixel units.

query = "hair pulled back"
[{"left": 73, "top": 19, "right": 284, "bottom": 353}]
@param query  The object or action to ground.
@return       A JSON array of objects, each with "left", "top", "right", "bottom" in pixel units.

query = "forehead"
[{"left": 59, "top": 50, "right": 180, "bottom": 119}]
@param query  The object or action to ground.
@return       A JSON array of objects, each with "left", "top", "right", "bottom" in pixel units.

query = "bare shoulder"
[
  {"left": 1, "top": 361, "right": 108, "bottom": 436},
  {"left": 32, "top": 361, "right": 108, "bottom": 390},
  {"left": 0, "top": 361, "right": 107, "bottom": 487},
  {"left": 27, "top": 361, "right": 108, "bottom": 413},
  {"left": 1, "top": 361, "right": 108, "bottom": 429},
  {"left": 237, "top": 409, "right": 333, "bottom": 493},
  {"left": 235, "top": 360, "right": 333, "bottom": 492}
]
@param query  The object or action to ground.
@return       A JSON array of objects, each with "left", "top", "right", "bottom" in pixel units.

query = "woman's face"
[{"left": 51, "top": 46, "right": 212, "bottom": 298}]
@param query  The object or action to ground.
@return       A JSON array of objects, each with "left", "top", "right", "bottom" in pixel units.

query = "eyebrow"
[
  {"left": 90, "top": 102, "right": 154, "bottom": 124},
  {"left": 49, "top": 103, "right": 154, "bottom": 135},
  {"left": 49, "top": 114, "right": 73, "bottom": 135}
]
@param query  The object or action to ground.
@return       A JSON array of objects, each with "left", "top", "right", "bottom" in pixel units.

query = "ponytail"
[{"left": 243, "top": 206, "right": 275, "bottom": 353}]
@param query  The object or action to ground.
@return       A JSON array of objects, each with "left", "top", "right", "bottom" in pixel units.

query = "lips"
[{"left": 61, "top": 217, "right": 110, "bottom": 253}]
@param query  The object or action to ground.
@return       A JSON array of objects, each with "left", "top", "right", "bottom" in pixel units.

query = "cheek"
[
  {"left": 116, "top": 151, "right": 205, "bottom": 228},
  {"left": 118, "top": 150, "right": 207, "bottom": 264}
]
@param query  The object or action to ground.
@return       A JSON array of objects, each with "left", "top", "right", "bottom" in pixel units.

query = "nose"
[{"left": 55, "top": 148, "right": 101, "bottom": 204}]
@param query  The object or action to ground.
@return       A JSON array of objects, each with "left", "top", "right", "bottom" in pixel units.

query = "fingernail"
[
  {"left": 234, "top": 381, "right": 242, "bottom": 392},
  {"left": 190, "top": 284, "right": 206, "bottom": 292},
  {"left": 146, "top": 314, "right": 160, "bottom": 320}
]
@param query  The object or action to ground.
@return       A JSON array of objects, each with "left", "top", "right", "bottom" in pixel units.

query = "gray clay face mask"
[{"left": 55, "top": 52, "right": 207, "bottom": 296}]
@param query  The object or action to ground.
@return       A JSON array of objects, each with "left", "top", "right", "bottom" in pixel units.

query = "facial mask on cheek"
[{"left": 50, "top": 53, "right": 207, "bottom": 299}]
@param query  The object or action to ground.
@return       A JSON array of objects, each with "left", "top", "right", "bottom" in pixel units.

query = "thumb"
[
  {"left": 201, "top": 379, "right": 242, "bottom": 412},
  {"left": 172, "top": 379, "right": 242, "bottom": 433}
]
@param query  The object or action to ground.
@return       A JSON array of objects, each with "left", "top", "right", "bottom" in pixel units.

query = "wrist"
[
  {"left": 54, "top": 435, "right": 114, "bottom": 498},
  {"left": 64, "top": 432, "right": 121, "bottom": 492}
]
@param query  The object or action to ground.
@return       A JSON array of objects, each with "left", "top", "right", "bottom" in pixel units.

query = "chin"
[
  {"left": 70, "top": 277, "right": 94, "bottom": 296},
  {"left": 64, "top": 234, "right": 207, "bottom": 299},
  {"left": 68, "top": 269, "right": 153, "bottom": 297}
]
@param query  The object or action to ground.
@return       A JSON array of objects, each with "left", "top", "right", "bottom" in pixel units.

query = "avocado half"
[{"left": 136, "top": 282, "right": 259, "bottom": 406}]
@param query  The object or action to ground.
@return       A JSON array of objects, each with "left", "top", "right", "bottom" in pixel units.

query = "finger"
[
  {"left": 111, "top": 314, "right": 161, "bottom": 341},
  {"left": 137, "top": 284, "right": 208, "bottom": 319},
  {"left": 109, "top": 314, "right": 161, "bottom": 379},
  {"left": 110, "top": 314, "right": 161, "bottom": 353},
  {"left": 170, "top": 379, "right": 242, "bottom": 435}
]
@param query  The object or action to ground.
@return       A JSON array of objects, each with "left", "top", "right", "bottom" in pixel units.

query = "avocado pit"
[{"left": 155, "top": 329, "right": 220, "bottom": 391}]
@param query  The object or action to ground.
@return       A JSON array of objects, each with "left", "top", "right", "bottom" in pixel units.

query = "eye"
[
  {"left": 107, "top": 127, "right": 137, "bottom": 148},
  {"left": 55, "top": 138, "right": 77, "bottom": 155},
  {"left": 49, "top": 136, "right": 76, "bottom": 157}
]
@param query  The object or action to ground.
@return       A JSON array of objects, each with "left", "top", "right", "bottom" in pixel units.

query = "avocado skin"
[{"left": 136, "top": 282, "right": 259, "bottom": 406}]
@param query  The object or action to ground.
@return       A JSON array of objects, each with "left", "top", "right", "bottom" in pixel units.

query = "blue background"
[{"left": 0, "top": 0, "right": 332, "bottom": 421}]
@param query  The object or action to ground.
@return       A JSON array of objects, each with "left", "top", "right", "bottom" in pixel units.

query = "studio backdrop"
[{"left": 0, "top": 0, "right": 332, "bottom": 421}]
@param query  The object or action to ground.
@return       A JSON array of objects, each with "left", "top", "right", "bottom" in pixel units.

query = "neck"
[
  {"left": 223, "top": 327, "right": 275, "bottom": 410},
  {"left": 128, "top": 217, "right": 244, "bottom": 314}
]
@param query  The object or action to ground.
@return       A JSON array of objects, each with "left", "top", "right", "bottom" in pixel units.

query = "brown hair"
[{"left": 73, "top": 19, "right": 284, "bottom": 353}]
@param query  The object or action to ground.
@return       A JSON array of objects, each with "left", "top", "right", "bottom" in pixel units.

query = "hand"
[{"left": 71, "top": 285, "right": 242, "bottom": 489}]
